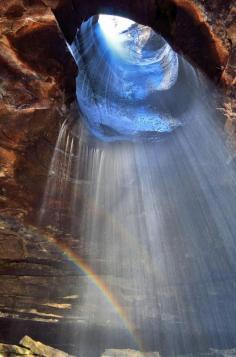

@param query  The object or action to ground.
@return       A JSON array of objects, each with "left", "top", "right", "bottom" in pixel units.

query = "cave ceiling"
[{"left": 0, "top": 0, "right": 235, "bottom": 332}]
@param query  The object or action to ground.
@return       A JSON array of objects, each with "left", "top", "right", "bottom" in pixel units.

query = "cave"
[{"left": 0, "top": 1, "right": 235, "bottom": 357}]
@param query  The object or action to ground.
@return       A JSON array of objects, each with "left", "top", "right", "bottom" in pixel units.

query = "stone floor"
[{"left": 2, "top": 338, "right": 236, "bottom": 357}]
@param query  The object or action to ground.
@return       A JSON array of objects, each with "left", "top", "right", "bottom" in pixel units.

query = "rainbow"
[
  {"left": 40, "top": 126, "right": 146, "bottom": 352},
  {"left": 45, "top": 232, "right": 144, "bottom": 351}
]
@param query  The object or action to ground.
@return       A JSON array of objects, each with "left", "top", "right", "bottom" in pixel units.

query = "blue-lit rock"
[{"left": 70, "top": 15, "right": 196, "bottom": 141}]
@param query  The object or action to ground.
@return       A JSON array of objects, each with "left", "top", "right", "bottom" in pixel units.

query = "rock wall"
[
  {"left": 0, "top": 0, "right": 77, "bottom": 221},
  {"left": 0, "top": 0, "right": 235, "bottom": 349},
  {"left": 0, "top": 0, "right": 79, "bottom": 342},
  {"left": 0, "top": 0, "right": 234, "bottom": 224},
  {"left": 50, "top": 0, "right": 234, "bottom": 82},
  {"left": 0, "top": 335, "right": 75, "bottom": 356},
  {"left": 1, "top": 339, "right": 236, "bottom": 357}
]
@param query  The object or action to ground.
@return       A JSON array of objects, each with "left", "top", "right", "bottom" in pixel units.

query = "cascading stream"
[{"left": 39, "top": 15, "right": 236, "bottom": 357}]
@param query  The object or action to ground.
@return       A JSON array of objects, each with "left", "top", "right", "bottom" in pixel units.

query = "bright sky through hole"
[
  {"left": 98, "top": 14, "right": 136, "bottom": 56},
  {"left": 72, "top": 14, "right": 180, "bottom": 140},
  {"left": 98, "top": 14, "right": 135, "bottom": 42}
]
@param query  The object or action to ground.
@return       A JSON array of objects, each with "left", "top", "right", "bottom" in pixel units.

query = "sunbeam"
[{"left": 39, "top": 14, "right": 236, "bottom": 357}]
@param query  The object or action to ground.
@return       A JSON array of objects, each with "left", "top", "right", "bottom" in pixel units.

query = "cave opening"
[
  {"left": 69, "top": 14, "right": 198, "bottom": 142},
  {"left": 0, "top": 2, "right": 236, "bottom": 357},
  {"left": 36, "top": 12, "right": 236, "bottom": 357}
]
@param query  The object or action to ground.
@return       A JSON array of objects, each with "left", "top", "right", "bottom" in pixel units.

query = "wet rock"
[
  {"left": 0, "top": 0, "right": 233, "bottom": 227},
  {"left": 0, "top": 0, "right": 234, "bottom": 346},
  {"left": 0, "top": 0, "right": 233, "bottom": 216},
  {"left": 0, "top": 0, "right": 77, "bottom": 222},
  {"left": 176, "top": 348, "right": 236, "bottom": 356},
  {"left": 52, "top": 0, "right": 235, "bottom": 146},
  {"left": 0, "top": 342, "right": 31, "bottom": 355},
  {"left": 52, "top": 0, "right": 231, "bottom": 82},
  {"left": 0, "top": 336, "right": 75, "bottom": 356},
  {"left": 102, "top": 350, "right": 160, "bottom": 357},
  {"left": 20, "top": 335, "right": 74, "bottom": 356},
  {"left": 210, "top": 348, "right": 236, "bottom": 356}
]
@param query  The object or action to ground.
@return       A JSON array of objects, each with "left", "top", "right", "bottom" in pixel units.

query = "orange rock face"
[
  {"left": 51, "top": 0, "right": 233, "bottom": 82},
  {"left": 0, "top": 0, "right": 234, "bottom": 221},
  {"left": 0, "top": 0, "right": 77, "bottom": 218},
  {"left": 0, "top": 0, "right": 235, "bottom": 336}
]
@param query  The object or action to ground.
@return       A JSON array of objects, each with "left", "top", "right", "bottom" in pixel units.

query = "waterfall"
[{"left": 39, "top": 15, "right": 236, "bottom": 357}]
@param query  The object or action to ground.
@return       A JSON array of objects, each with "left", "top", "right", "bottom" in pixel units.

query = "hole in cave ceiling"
[{"left": 68, "top": 14, "right": 198, "bottom": 142}]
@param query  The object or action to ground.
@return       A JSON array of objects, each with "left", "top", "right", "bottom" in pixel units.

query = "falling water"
[{"left": 40, "top": 15, "right": 236, "bottom": 357}]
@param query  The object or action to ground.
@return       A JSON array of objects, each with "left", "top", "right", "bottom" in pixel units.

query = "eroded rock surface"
[
  {"left": 50, "top": 0, "right": 234, "bottom": 82},
  {"left": 0, "top": 342, "right": 32, "bottom": 355},
  {"left": 0, "top": 214, "right": 86, "bottom": 323},
  {"left": 0, "top": 0, "right": 235, "bottom": 352},
  {"left": 0, "top": 0, "right": 234, "bottom": 224},
  {"left": 0, "top": 0, "right": 77, "bottom": 221},
  {"left": 0, "top": 335, "right": 75, "bottom": 356},
  {"left": 20, "top": 335, "right": 74, "bottom": 357},
  {"left": 0, "top": 2, "right": 78, "bottom": 327}
]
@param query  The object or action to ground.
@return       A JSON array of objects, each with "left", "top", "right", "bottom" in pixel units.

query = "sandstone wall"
[{"left": 0, "top": 0, "right": 235, "bottom": 341}]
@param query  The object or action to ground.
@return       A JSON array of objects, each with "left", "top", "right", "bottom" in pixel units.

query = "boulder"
[{"left": 20, "top": 335, "right": 75, "bottom": 357}]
